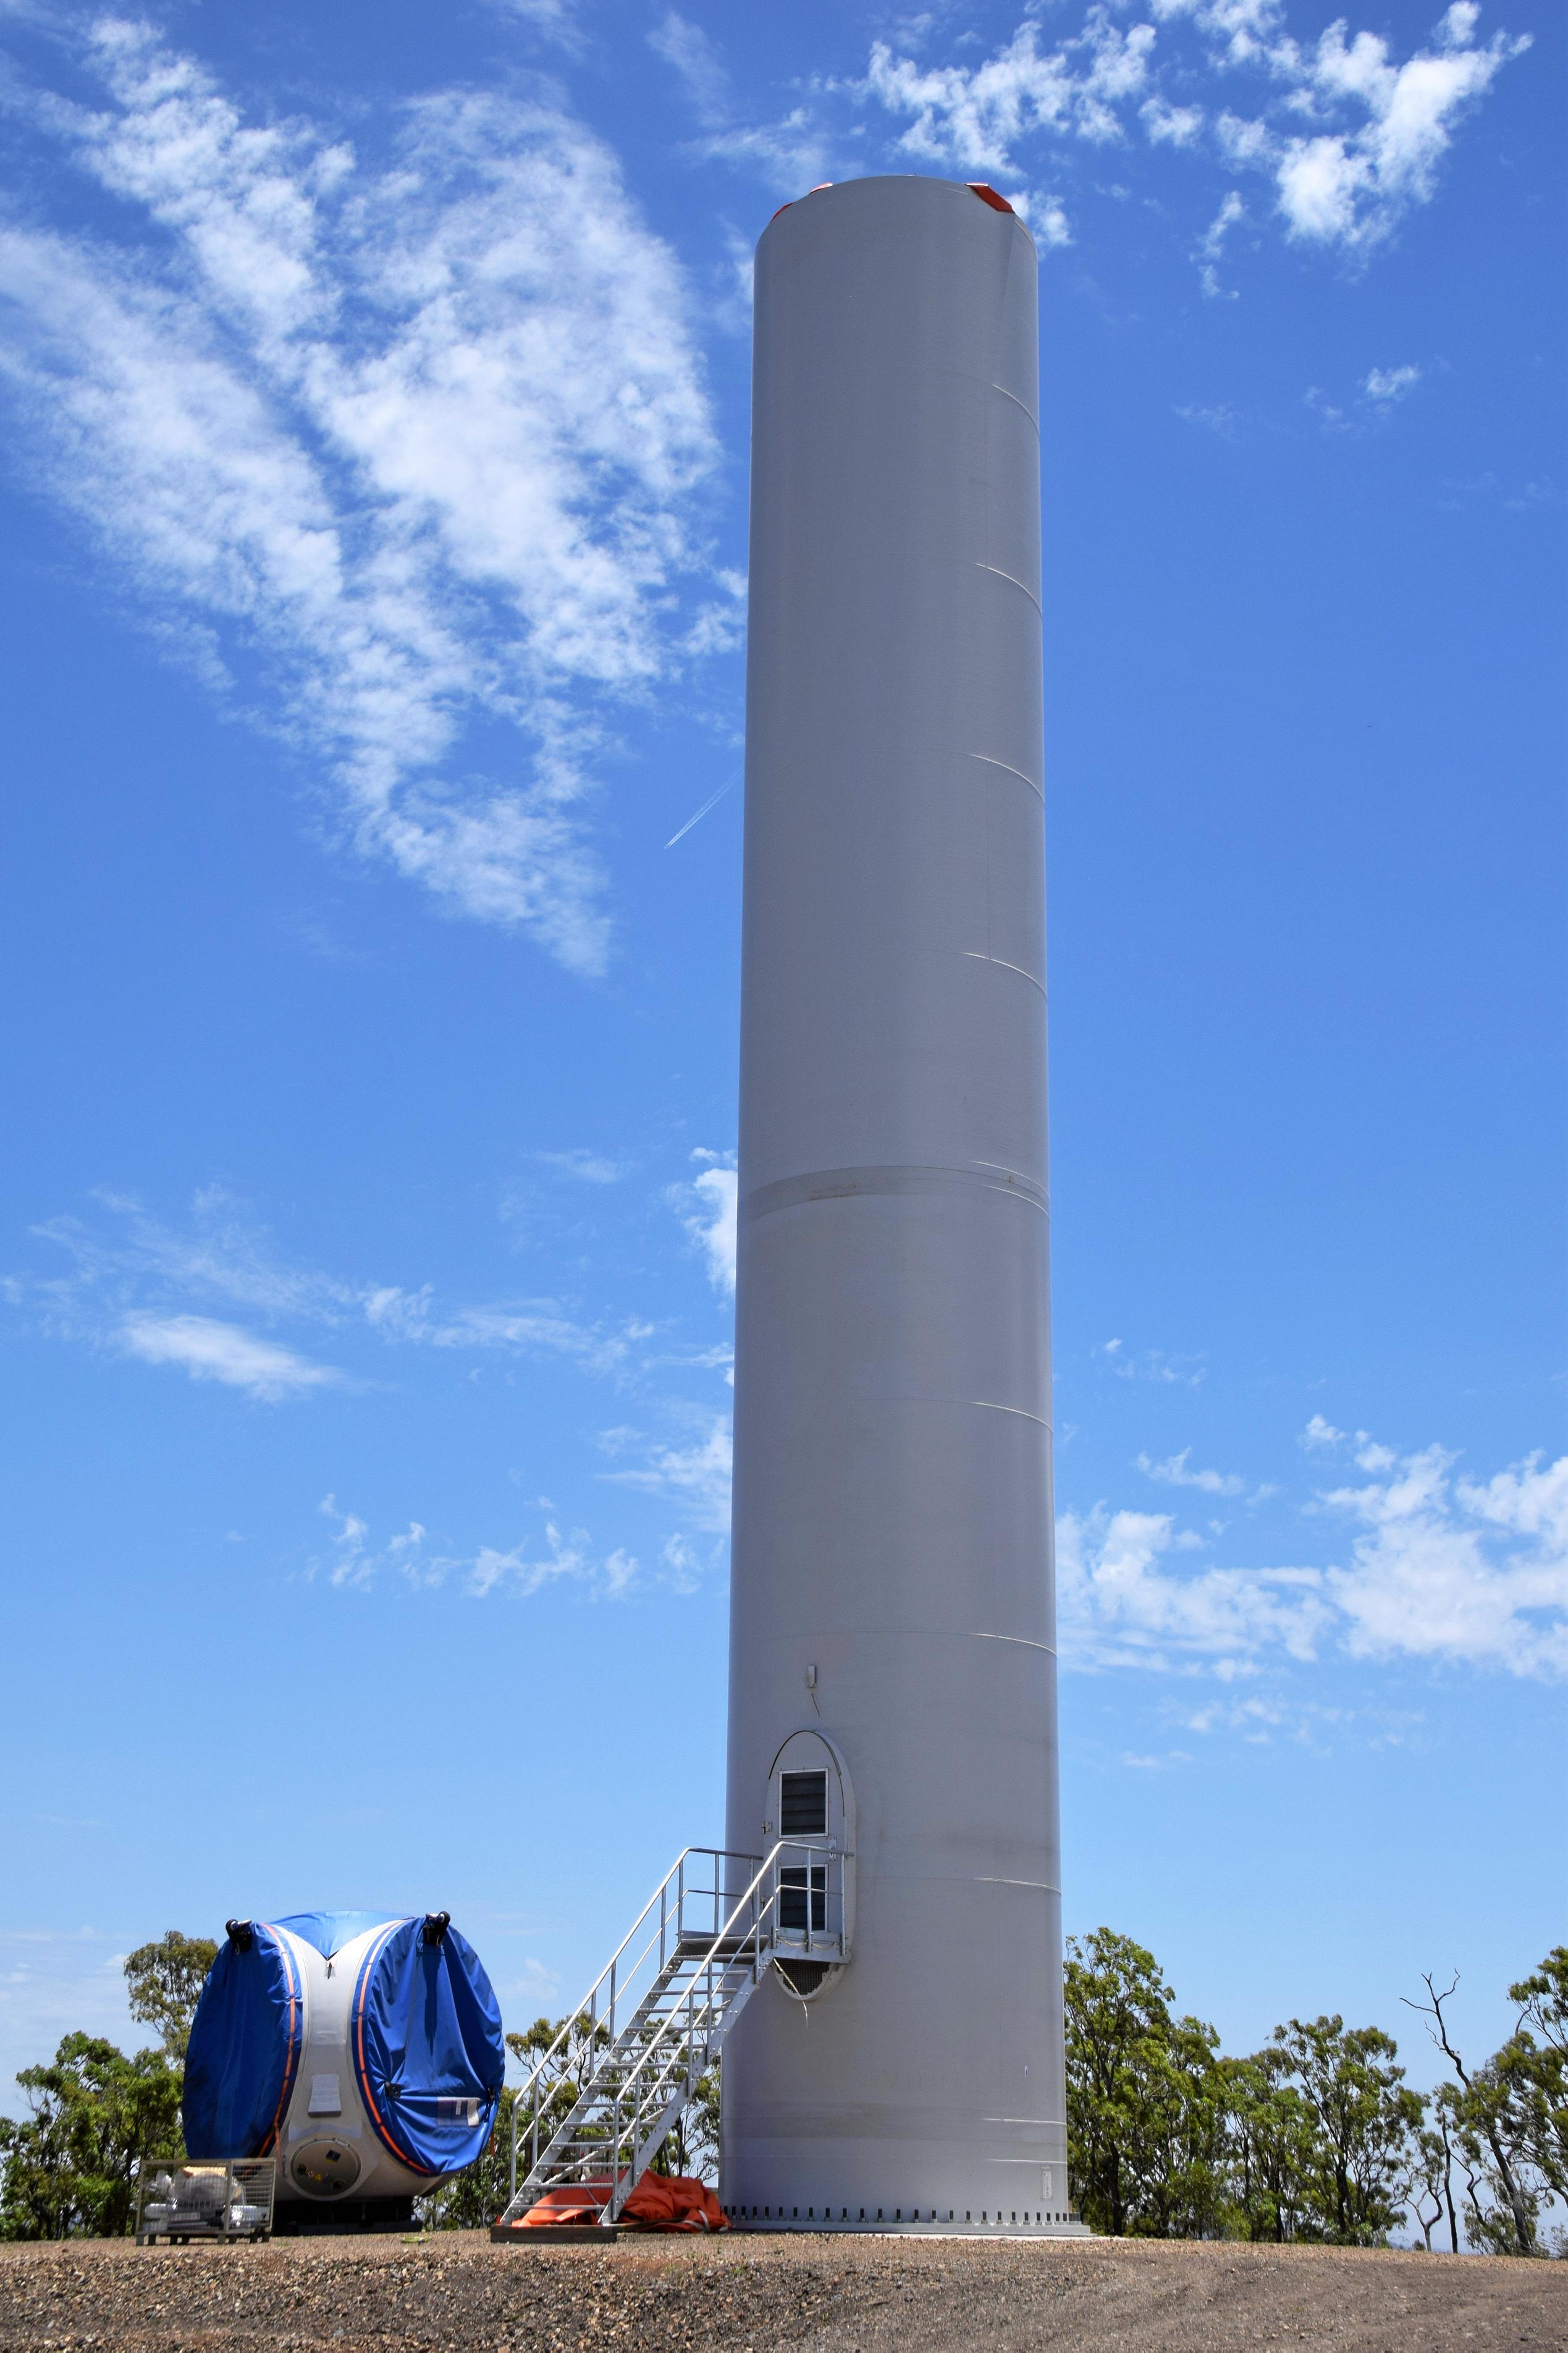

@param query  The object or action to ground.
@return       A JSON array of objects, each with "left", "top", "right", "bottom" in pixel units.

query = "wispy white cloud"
[
  {"left": 0, "top": 20, "right": 724, "bottom": 971},
  {"left": 845, "top": 2, "right": 1525, "bottom": 266},
  {"left": 468, "top": 1527, "right": 639, "bottom": 1600},
  {"left": 120, "top": 1312, "right": 337, "bottom": 1399},
  {"left": 1176, "top": 400, "right": 1239, "bottom": 435},
  {"left": 8, "top": 1188, "right": 353, "bottom": 1403},
  {"left": 1195, "top": 187, "right": 1246, "bottom": 295},
  {"left": 670, "top": 1149, "right": 738, "bottom": 1296},
  {"left": 363, "top": 1286, "right": 647, "bottom": 1375},
  {"left": 659, "top": 1532, "right": 707, "bottom": 1594},
  {"left": 865, "top": 12, "right": 1157, "bottom": 174},
  {"left": 1287, "top": 11, "right": 1524, "bottom": 248},
  {"left": 1183, "top": 1694, "right": 1289, "bottom": 1741},
  {"left": 535, "top": 1148, "right": 630, "bottom": 1186},
  {"left": 1301, "top": 1414, "right": 1397, "bottom": 1469},
  {"left": 314, "top": 1496, "right": 719, "bottom": 1600},
  {"left": 649, "top": 9, "right": 832, "bottom": 197},
  {"left": 1137, "top": 1448, "right": 1249, "bottom": 1497},
  {"left": 22, "top": 1186, "right": 352, "bottom": 1326},
  {"left": 649, "top": 11, "right": 731, "bottom": 126},
  {"left": 489, "top": 0, "right": 583, "bottom": 46},
  {"left": 1178, "top": 1691, "right": 1421, "bottom": 1750},
  {"left": 1062, "top": 1424, "right": 1568, "bottom": 1680},
  {"left": 1198, "top": 0, "right": 1530, "bottom": 250},
  {"left": 318, "top": 1498, "right": 441, "bottom": 1588},
  {"left": 1302, "top": 1412, "right": 1347, "bottom": 1448},
  {"left": 1095, "top": 1336, "right": 1207, "bottom": 1385},
  {"left": 1144, "top": 98, "right": 1205, "bottom": 147},
  {"left": 1319, "top": 1439, "right": 1568, "bottom": 1678},
  {"left": 694, "top": 111, "right": 835, "bottom": 201},
  {"left": 10, "top": 1188, "right": 647, "bottom": 1388},
  {"left": 599, "top": 1414, "right": 733, "bottom": 1532},
  {"left": 1305, "top": 362, "right": 1427, "bottom": 432},
  {"left": 1365, "top": 361, "right": 1422, "bottom": 402},
  {"left": 1058, "top": 1504, "right": 1330, "bottom": 1670},
  {"left": 316, "top": 1495, "right": 638, "bottom": 1597}
]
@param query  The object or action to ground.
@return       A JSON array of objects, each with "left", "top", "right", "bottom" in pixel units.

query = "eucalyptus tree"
[
  {"left": 123, "top": 1928, "right": 218, "bottom": 2060},
  {"left": 1064, "top": 1928, "right": 1230, "bottom": 2238},
  {"left": 1263, "top": 2016, "right": 1425, "bottom": 2245}
]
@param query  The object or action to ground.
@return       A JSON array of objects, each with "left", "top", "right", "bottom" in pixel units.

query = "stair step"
[{"left": 506, "top": 1846, "right": 817, "bottom": 2225}]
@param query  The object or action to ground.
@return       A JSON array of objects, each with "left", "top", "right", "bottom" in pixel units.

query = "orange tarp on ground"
[
  {"left": 621, "top": 2175, "right": 727, "bottom": 2232},
  {"left": 515, "top": 2182, "right": 609, "bottom": 2227},
  {"left": 512, "top": 2176, "right": 727, "bottom": 2233}
]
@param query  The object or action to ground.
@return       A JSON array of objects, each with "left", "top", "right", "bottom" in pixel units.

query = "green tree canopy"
[
  {"left": 123, "top": 1928, "right": 219, "bottom": 2059},
  {"left": 0, "top": 1932, "right": 211, "bottom": 2239},
  {"left": 1064, "top": 1927, "right": 1229, "bottom": 2239},
  {"left": 0, "top": 2034, "right": 181, "bottom": 2241},
  {"left": 1263, "top": 2015, "right": 1424, "bottom": 2245},
  {"left": 1223, "top": 2047, "right": 1321, "bottom": 2244},
  {"left": 1499, "top": 1946, "right": 1568, "bottom": 2213},
  {"left": 1066, "top": 1930, "right": 1437, "bottom": 2248}
]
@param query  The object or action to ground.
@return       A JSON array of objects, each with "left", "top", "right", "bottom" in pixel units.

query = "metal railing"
[
  {"left": 135, "top": 2156, "right": 276, "bottom": 2242},
  {"left": 504, "top": 1839, "right": 846, "bottom": 2221}
]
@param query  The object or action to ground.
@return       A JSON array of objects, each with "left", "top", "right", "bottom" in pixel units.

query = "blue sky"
[{"left": 0, "top": 0, "right": 1562, "bottom": 2191}]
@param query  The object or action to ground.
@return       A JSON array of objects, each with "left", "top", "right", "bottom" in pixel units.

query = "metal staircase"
[{"left": 495, "top": 1841, "right": 846, "bottom": 2229}]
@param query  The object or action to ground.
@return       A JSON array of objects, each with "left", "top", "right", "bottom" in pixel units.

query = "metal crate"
[{"left": 135, "top": 2156, "right": 276, "bottom": 2243}]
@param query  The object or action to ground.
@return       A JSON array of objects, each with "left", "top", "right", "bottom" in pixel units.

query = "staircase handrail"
[
  {"left": 506, "top": 1836, "right": 844, "bottom": 2209},
  {"left": 507, "top": 1844, "right": 759, "bottom": 2198},
  {"left": 508, "top": 1844, "right": 757, "bottom": 2100},
  {"left": 586, "top": 1833, "right": 841, "bottom": 2213}
]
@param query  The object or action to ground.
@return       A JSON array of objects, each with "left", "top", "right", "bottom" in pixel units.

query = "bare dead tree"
[
  {"left": 1402, "top": 1972, "right": 1535, "bottom": 2257},
  {"left": 1435, "top": 2098, "right": 1461, "bottom": 2255},
  {"left": 1411, "top": 2100, "right": 1463, "bottom": 2253}
]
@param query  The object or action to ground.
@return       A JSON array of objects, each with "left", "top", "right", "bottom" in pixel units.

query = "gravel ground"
[{"left": 1, "top": 2228, "right": 1562, "bottom": 2352}]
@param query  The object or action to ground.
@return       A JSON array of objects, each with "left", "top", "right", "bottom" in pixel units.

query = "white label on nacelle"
[{"left": 308, "top": 2074, "right": 342, "bottom": 2116}]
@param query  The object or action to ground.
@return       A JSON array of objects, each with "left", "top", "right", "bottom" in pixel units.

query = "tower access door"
[{"left": 767, "top": 1731, "right": 854, "bottom": 1999}]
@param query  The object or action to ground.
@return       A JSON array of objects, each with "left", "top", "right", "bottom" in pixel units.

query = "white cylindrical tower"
[{"left": 723, "top": 174, "right": 1072, "bottom": 2234}]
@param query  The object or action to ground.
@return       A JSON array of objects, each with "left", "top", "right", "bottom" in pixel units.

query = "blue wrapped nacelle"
[{"left": 184, "top": 1912, "right": 505, "bottom": 2205}]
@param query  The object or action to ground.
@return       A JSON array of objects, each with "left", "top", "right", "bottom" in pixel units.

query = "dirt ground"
[{"left": 1, "top": 2227, "right": 1562, "bottom": 2352}]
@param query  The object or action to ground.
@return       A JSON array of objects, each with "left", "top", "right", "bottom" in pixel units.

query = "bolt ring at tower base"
[{"left": 722, "top": 2208, "right": 1090, "bottom": 2237}]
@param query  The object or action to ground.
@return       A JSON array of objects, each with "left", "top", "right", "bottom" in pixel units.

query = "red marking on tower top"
[
  {"left": 772, "top": 181, "right": 1014, "bottom": 226},
  {"left": 772, "top": 183, "right": 834, "bottom": 222}
]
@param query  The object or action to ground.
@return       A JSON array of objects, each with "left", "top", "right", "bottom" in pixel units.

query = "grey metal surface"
[{"left": 724, "top": 174, "right": 1073, "bottom": 2232}]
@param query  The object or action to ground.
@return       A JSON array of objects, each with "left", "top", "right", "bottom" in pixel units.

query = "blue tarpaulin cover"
[
  {"left": 352, "top": 1919, "right": 505, "bottom": 2177},
  {"left": 183, "top": 1926, "right": 303, "bottom": 2159},
  {"left": 274, "top": 1910, "right": 398, "bottom": 1961}
]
